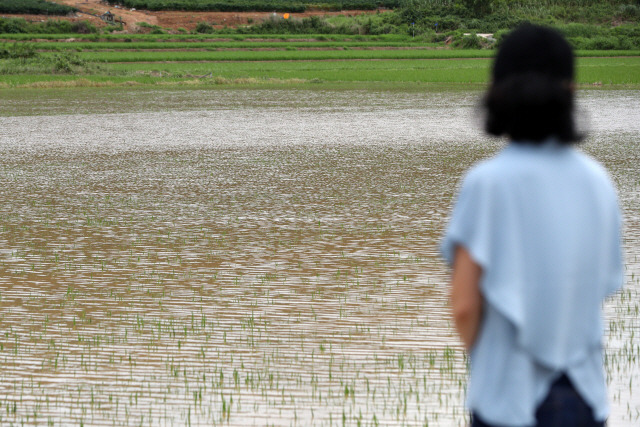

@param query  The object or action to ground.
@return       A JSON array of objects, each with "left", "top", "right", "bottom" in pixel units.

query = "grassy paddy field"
[
  {"left": 1, "top": 36, "right": 640, "bottom": 88},
  {"left": 3, "top": 34, "right": 410, "bottom": 41}
]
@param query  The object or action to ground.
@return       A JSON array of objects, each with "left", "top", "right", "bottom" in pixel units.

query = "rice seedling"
[{"left": 0, "top": 87, "right": 637, "bottom": 426}]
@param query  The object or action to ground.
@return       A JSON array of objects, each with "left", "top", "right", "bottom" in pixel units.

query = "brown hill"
[{"left": 22, "top": 0, "right": 381, "bottom": 32}]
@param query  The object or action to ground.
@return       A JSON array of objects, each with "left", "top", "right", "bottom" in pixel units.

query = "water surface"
[{"left": 0, "top": 87, "right": 638, "bottom": 426}]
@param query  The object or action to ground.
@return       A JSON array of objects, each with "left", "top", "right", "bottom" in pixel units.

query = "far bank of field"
[
  {"left": 1, "top": 38, "right": 639, "bottom": 89},
  {"left": 1, "top": 0, "right": 639, "bottom": 88}
]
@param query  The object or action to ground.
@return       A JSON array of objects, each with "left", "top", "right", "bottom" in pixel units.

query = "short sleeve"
[
  {"left": 440, "top": 145, "right": 625, "bottom": 373},
  {"left": 440, "top": 169, "right": 494, "bottom": 270},
  {"left": 605, "top": 196, "right": 624, "bottom": 296}
]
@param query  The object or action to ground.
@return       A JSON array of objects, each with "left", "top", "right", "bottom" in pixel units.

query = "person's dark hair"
[{"left": 484, "top": 24, "right": 581, "bottom": 144}]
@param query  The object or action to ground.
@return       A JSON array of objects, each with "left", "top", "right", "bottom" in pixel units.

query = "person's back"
[{"left": 440, "top": 24, "right": 623, "bottom": 427}]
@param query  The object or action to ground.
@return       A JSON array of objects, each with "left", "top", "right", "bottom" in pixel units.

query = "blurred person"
[{"left": 441, "top": 24, "right": 624, "bottom": 427}]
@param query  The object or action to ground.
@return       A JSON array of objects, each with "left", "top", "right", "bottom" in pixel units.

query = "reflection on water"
[{"left": 0, "top": 88, "right": 638, "bottom": 426}]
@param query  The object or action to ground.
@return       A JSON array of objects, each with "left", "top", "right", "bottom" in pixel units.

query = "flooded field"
[{"left": 0, "top": 87, "right": 638, "bottom": 426}]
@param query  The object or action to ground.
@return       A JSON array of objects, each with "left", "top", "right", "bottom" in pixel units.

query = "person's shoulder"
[
  {"left": 570, "top": 149, "right": 617, "bottom": 186},
  {"left": 569, "top": 149, "right": 620, "bottom": 203},
  {"left": 572, "top": 149, "right": 609, "bottom": 175},
  {"left": 462, "top": 147, "right": 514, "bottom": 186}
]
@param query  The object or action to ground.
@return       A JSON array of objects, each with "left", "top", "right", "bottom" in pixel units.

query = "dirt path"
[
  {"left": 153, "top": 9, "right": 381, "bottom": 31},
  {"left": 47, "top": 0, "right": 382, "bottom": 31},
  {"left": 53, "top": 0, "right": 159, "bottom": 28}
]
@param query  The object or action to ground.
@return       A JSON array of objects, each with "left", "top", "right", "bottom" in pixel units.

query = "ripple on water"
[{"left": 0, "top": 88, "right": 638, "bottom": 426}]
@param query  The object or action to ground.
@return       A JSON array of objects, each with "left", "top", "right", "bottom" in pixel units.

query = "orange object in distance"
[{"left": 283, "top": 13, "right": 290, "bottom": 19}]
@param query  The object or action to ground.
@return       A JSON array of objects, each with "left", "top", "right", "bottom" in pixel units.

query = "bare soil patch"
[
  {"left": 53, "top": 0, "right": 159, "bottom": 28},
  {"left": 43, "top": 0, "right": 382, "bottom": 32},
  {"left": 155, "top": 9, "right": 383, "bottom": 31}
]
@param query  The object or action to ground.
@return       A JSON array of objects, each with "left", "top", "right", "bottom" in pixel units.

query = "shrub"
[
  {"left": 104, "top": 24, "right": 125, "bottom": 33},
  {"left": 195, "top": 22, "right": 214, "bottom": 33},
  {"left": 0, "top": 48, "right": 100, "bottom": 75},
  {"left": 559, "top": 23, "right": 602, "bottom": 38},
  {"left": 617, "top": 4, "right": 640, "bottom": 20},
  {"left": 0, "top": 42, "right": 37, "bottom": 61},
  {"left": 491, "top": 28, "right": 505, "bottom": 44},
  {"left": 618, "top": 36, "right": 638, "bottom": 49},
  {"left": 461, "top": 0, "right": 492, "bottom": 16},
  {"left": 0, "top": 18, "right": 29, "bottom": 34},
  {"left": 49, "top": 51, "right": 88, "bottom": 73},
  {"left": 570, "top": 35, "right": 623, "bottom": 50},
  {"left": 585, "top": 36, "right": 620, "bottom": 50},
  {"left": 249, "top": 15, "right": 336, "bottom": 34},
  {"left": 611, "top": 24, "right": 640, "bottom": 38},
  {"left": 136, "top": 21, "right": 167, "bottom": 33},
  {"left": 567, "top": 36, "right": 589, "bottom": 50},
  {"left": 453, "top": 33, "right": 482, "bottom": 49},
  {"left": 0, "top": 17, "right": 98, "bottom": 34},
  {"left": 72, "top": 21, "right": 97, "bottom": 34},
  {"left": 41, "top": 19, "right": 73, "bottom": 33}
]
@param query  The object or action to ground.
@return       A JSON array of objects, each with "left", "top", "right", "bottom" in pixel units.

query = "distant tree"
[
  {"left": 461, "top": 0, "right": 492, "bottom": 16},
  {"left": 0, "top": 0, "right": 77, "bottom": 15},
  {"left": 195, "top": 22, "right": 214, "bottom": 33}
]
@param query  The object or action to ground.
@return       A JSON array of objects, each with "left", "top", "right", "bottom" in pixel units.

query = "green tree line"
[
  {"left": 0, "top": 0, "right": 77, "bottom": 15},
  {"left": 398, "top": 0, "right": 639, "bottom": 32}
]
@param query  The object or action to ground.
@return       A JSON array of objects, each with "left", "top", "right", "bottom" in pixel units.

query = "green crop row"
[
  {"left": 60, "top": 48, "right": 494, "bottom": 62},
  {"left": 103, "top": 54, "right": 640, "bottom": 85},
  {"left": 62, "top": 47, "right": 640, "bottom": 62},
  {"left": 0, "top": 0, "right": 77, "bottom": 15},
  {"left": 0, "top": 55, "right": 640, "bottom": 89},
  {"left": 2, "top": 55, "right": 637, "bottom": 87},
  {"left": 28, "top": 40, "right": 433, "bottom": 51},
  {"left": 0, "top": 22, "right": 410, "bottom": 40}
]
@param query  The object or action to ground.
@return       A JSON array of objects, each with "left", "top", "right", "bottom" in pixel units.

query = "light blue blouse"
[{"left": 441, "top": 141, "right": 624, "bottom": 426}]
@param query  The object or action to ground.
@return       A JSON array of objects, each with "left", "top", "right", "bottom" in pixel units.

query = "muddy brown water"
[{"left": 0, "top": 88, "right": 638, "bottom": 426}]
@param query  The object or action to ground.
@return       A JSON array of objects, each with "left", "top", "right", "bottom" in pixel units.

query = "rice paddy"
[
  {"left": 0, "top": 34, "right": 410, "bottom": 42},
  {"left": 0, "top": 88, "right": 638, "bottom": 426},
  {"left": 1, "top": 34, "right": 639, "bottom": 88}
]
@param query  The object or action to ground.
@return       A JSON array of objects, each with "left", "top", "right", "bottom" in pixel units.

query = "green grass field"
[
  {"left": 64, "top": 49, "right": 492, "bottom": 62},
  {"left": 2, "top": 56, "right": 638, "bottom": 88},
  {"left": 30, "top": 41, "right": 439, "bottom": 51},
  {"left": 34, "top": 47, "right": 640, "bottom": 62},
  {"left": 113, "top": 56, "right": 640, "bottom": 83},
  {"left": 1, "top": 35, "right": 639, "bottom": 88}
]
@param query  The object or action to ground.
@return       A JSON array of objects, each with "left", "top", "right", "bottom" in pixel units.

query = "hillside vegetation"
[
  {"left": 397, "top": 0, "right": 640, "bottom": 32},
  {"left": 104, "top": 0, "right": 399, "bottom": 12},
  {"left": 101, "top": 0, "right": 640, "bottom": 20},
  {"left": 0, "top": 0, "right": 638, "bottom": 50},
  {"left": 0, "top": 0, "right": 77, "bottom": 15},
  {"left": 228, "top": 0, "right": 640, "bottom": 49},
  {"left": 0, "top": 18, "right": 97, "bottom": 34}
]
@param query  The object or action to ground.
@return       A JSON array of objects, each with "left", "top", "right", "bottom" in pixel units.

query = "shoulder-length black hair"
[{"left": 484, "top": 24, "right": 581, "bottom": 144}]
